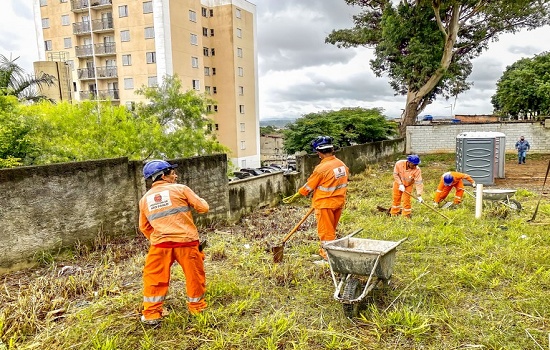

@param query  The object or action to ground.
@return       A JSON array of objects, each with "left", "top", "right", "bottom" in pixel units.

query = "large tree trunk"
[{"left": 399, "top": 92, "right": 423, "bottom": 136}]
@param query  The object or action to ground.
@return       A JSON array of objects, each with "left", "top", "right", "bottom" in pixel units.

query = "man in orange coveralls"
[
  {"left": 433, "top": 171, "right": 476, "bottom": 207},
  {"left": 139, "top": 159, "right": 209, "bottom": 326},
  {"left": 288, "top": 136, "right": 349, "bottom": 261},
  {"left": 390, "top": 154, "right": 424, "bottom": 218}
]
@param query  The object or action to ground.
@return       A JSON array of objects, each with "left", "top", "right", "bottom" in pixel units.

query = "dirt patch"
[{"left": 495, "top": 155, "right": 550, "bottom": 191}]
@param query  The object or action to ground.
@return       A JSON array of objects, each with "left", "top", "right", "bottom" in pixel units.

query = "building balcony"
[
  {"left": 75, "top": 43, "right": 116, "bottom": 58},
  {"left": 79, "top": 89, "right": 119, "bottom": 101},
  {"left": 73, "top": 19, "right": 113, "bottom": 35},
  {"left": 77, "top": 66, "right": 117, "bottom": 80},
  {"left": 72, "top": 21, "right": 91, "bottom": 35},
  {"left": 71, "top": 0, "right": 112, "bottom": 12}
]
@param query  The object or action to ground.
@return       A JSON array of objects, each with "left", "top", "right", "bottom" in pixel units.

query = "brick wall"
[{"left": 406, "top": 121, "right": 550, "bottom": 154}]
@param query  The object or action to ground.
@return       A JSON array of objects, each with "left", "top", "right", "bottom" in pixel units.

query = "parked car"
[
  {"left": 233, "top": 171, "right": 252, "bottom": 179},
  {"left": 240, "top": 168, "right": 264, "bottom": 176}
]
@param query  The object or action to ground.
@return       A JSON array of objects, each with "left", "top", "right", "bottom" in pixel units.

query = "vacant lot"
[{"left": 1, "top": 153, "right": 549, "bottom": 349}]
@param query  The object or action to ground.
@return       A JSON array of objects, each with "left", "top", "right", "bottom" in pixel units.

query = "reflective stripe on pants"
[
  {"left": 315, "top": 207, "right": 342, "bottom": 259},
  {"left": 391, "top": 182, "right": 413, "bottom": 217}
]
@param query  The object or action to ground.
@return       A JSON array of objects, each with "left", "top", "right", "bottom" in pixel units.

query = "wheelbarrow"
[
  {"left": 323, "top": 229, "right": 407, "bottom": 318},
  {"left": 465, "top": 188, "right": 521, "bottom": 211}
]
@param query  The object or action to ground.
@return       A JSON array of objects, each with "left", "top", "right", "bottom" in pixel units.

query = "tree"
[
  {"left": 0, "top": 54, "right": 54, "bottom": 102},
  {"left": 260, "top": 125, "right": 280, "bottom": 136},
  {"left": 491, "top": 52, "right": 550, "bottom": 119},
  {"left": 283, "top": 107, "right": 396, "bottom": 154},
  {"left": 135, "top": 75, "right": 228, "bottom": 159},
  {"left": 326, "top": 0, "right": 550, "bottom": 135}
]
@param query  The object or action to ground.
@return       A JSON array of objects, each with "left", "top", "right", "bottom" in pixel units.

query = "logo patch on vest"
[
  {"left": 333, "top": 166, "right": 346, "bottom": 179},
  {"left": 147, "top": 190, "right": 172, "bottom": 211}
]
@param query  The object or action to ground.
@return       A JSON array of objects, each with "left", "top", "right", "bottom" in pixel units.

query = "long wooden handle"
[
  {"left": 404, "top": 190, "right": 451, "bottom": 221},
  {"left": 281, "top": 207, "right": 315, "bottom": 243}
]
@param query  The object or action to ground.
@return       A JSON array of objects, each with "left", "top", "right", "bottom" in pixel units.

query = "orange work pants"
[
  {"left": 142, "top": 245, "right": 207, "bottom": 320},
  {"left": 390, "top": 182, "right": 413, "bottom": 217},
  {"left": 435, "top": 184, "right": 464, "bottom": 204},
  {"left": 315, "top": 207, "right": 342, "bottom": 259}
]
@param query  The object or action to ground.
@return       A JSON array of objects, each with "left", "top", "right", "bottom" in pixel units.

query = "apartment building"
[{"left": 34, "top": 0, "right": 260, "bottom": 168}]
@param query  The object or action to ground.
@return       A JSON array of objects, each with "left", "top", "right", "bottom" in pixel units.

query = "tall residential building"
[{"left": 33, "top": 0, "right": 260, "bottom": 168}]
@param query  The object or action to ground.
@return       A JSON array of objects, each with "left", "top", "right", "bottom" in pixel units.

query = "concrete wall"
[{"left": 406, "top": 121, "right": 550, "bottom": 154}]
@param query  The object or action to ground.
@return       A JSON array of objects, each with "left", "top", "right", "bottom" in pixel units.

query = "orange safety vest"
[
  {"left": 393, "top": 160, "right": 424, "bottom": 195},
  {"left": 439, "top": 171, "right": 474, "bottom": 187},
  {"left": 299, "top": 155, "right": 349, "bottom": 209},
  {"left": 139, "top": 180, "right": 209, "bottom": 246}
]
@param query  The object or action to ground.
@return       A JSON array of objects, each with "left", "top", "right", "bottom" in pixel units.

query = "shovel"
[
  {"left": 271, "top": 207, "right": 315, "bottom": 263},
  {"left": 403, "top": 190, "right": 451, "bottom": 222}
]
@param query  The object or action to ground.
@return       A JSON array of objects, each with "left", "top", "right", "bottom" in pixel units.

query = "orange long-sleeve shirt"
[
  {"left": 299, "top": 155, "right": 349, "bottom": 209},
  {"left": 139, "top": 180, "right": 209, "bottom": 245},
  {"left": 393, "top": 160, "right": 423, "bottom": 196}
]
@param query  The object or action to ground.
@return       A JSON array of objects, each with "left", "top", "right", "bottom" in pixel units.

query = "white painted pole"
[{"left": 475, "top": 183, "right": 483, "bottom": 219}]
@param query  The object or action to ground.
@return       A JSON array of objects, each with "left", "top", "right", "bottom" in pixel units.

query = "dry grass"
[{"left": 1, "top": 153, "right": 550, "bottom": 349}]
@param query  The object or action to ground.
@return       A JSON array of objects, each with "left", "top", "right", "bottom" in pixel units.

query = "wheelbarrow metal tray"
[
  {"left": 482, "top": 189, "right": 517, "bottom": 201},
  {"left": 323, "top": 237, "right": 403, "bottom": 279}
]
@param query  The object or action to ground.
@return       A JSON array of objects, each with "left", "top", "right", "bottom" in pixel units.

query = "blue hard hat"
[
  {"left": 406, "top": 154, "right": 420, "bottom": 165},
  {"left": 443, "top": 172, "right": 454, "bottom": 186},
  {"left": 311, "top": 136, "right": 334, "bottom": 152},
  {"left": 143, "top": 160, "right": 177, "bottom": 179}
]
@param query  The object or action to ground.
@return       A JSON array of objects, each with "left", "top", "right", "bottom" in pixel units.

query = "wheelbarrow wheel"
[
  {"left": 507, "top": 199, "right": 521, "bottom": 211},
  {"left": 342, "top": 277, "right": 363, "bottom": 318}
]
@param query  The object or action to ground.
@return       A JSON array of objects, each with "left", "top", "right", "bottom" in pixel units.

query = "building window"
[
  {"left": 240, "top": 141, "right": 246, "bottom": 150},
  {"left": 203, "top": 47, "right": 209, "bottom": 56},
  {"left": 122, "top": 54, "right": 132, "bottom": 66},
  {"left": 213, "top": 105, "right": 218, "bottom": 112},
  {"left": 124, "top": 78, "right": 134, "bottom": 89},
  {"left": 146, "top": 52, "right": 156, "bottom": 63},
  {"left": 201, "top": 7, "right": 207, "bottom": 17},
  {"left": 121, "top": 30, "right": 130, "bottom": 42},
  {"left": 211, "top": 48, "right": 215, "bottom": 56},
  {"left": 236, "top": 8, "right": 241, "bottom": 18},
  {"left": 204, "top": 67, "right": 210, "bottom": 76},
  {"left": 212, "top": 68, "right": 216, "bottom": 75},
  {"left": 119, "top": 5, "right": 128, "bottom": 17},
  {"left": 191, "top": 56, "right": 198, "bottom": 68},
  {"left": 144, "top": 27, "right": 154, "bottom": 39},
  {"left": 189, "top": 10, "right": 196, "bottom": 22},
  {"left": 40, "top": 0, "right": 47, "bottom": 6},
  {"left": 206, "top": 105, "right": 211, "bottom": 112},
  {"left": 213, "top": 86, "right": 217, "bottom": 94},
  {"left": 238, "top": 67, "right": 243, "bottom": 76},
  {"left": 209, "top": 9, "right": 213, "bottom": 17},
  {"left": 210, "top": 29, "right": 215, "bottom": 37},
  {"left": 44, "top": 40, "right": 52, "bottom": 51},
  {"left": 237, "top": 48, "right": 242, "bottom": 57},
  {"left": 205, "top": 86, "right": 210, "bottom": 94},
  {"left": 66, "top": 60, "right": 74, "bottom": 71},
  {"left": 190, "top": 33, "right": 198, "bottom": 45},
  {"left": 240, "top": 122, "right": 245, "bottom": 132},
  {"left": 125, "top": 101, "right": 135, "bottom": 110},
  {"left": 202, "top": 27, "right": 208, "bottom": 37},
  {"left": 215, "top": 124, "right": 219, "bottom": 131},
  {"left": 61, "top": 0, "right": 67, "bottom": 3},
  {"left": 42, "top": 18, "right": 50, "bottom": 28},
  {"left": 236, "top": 28, "right": 242, "bottom": 38},
  {"left": 239, "top": 105, "right": 245, "bottom": 114},
  {"left": 61, "top": 15, "right": 70, "bottom": 26},
  {"left": 63, "top": 37, "right": 72, "bottom": 49},
  {"left": 192, "top": 79, "right": 200, "bottom": 90},
  {"left": 148, "top": 76, "right": 158, "bottom": 87},
  {"left": 143, "top": 1, "right": 153, "bottom": 14},
  {"left": 238, "top": 86, "right": 244, "bottom": 95}
]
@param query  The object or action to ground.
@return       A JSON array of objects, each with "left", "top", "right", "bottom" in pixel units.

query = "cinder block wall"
[{"left": 406, "top": 122, "right": 550, "bottom": 154}]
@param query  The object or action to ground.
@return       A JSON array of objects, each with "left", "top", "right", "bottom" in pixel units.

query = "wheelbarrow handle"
[
  {"left": 281, "top": 207, "right": 315, "bottom": 244},
  {"left": 404, "top": 190, "right": 451, "bottom": 221}
]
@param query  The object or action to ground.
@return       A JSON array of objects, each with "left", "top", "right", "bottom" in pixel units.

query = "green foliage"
[
  {"left": 282, "top": 107, "right": 397, "bottom": 154},
  {"left": 260, "top": 125, "right": 280, "bottom": 135},
  {"left": 135, "top": 75, "right": 228, "bottom": 159},
  {"left": 0, "top": 54, "right": 54, "bottom": 102},
  {"left": 492, "top": 51, "right": 550, "bottom": 119},
  {"left": 326, "top": 0, "right": 550, "bottom": 130}
]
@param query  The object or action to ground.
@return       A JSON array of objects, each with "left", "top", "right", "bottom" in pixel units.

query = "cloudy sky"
[{"left": 2, "top": 0, "right": 550, "bottom": 121}]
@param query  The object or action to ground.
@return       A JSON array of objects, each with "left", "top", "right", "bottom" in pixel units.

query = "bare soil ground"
[{"left": 495, "top": 154, "right": 550, "bottom": 192}]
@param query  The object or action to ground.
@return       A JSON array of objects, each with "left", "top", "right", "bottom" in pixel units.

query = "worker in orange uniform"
[
  {"left": 390, "top": 154, "right": 424, "bottom": 218},
  {"left": 285, "top": 136, "right": 349, "bottom": 261},
  {"left": 138, "top": 159, "right": 209, "bottom": 326},
  {"left": 434, "top": 171, "right": 476, "bottom": 207}
]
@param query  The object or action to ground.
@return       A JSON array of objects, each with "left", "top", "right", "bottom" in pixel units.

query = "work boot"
[{"left": 140, "top": 315, "right": 162, "bottom": 327}]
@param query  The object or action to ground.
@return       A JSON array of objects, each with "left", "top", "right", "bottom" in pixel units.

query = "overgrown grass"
[{"left": 1, "top": 154, "right": 550, "bottom": 349}]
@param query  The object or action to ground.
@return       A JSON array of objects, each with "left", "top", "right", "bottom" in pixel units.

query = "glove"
[
  {"left": 282, "top": 192, "right": 301, "bottom": 204},
  {"left": 398, "top": 184, "right": 405, "bottom": 192},
  {"left": 417, "top": 196, "right": 423, "bottom": 203},
  {"left": 471, "top": 182, "right": 476, "bottom": 189}
]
